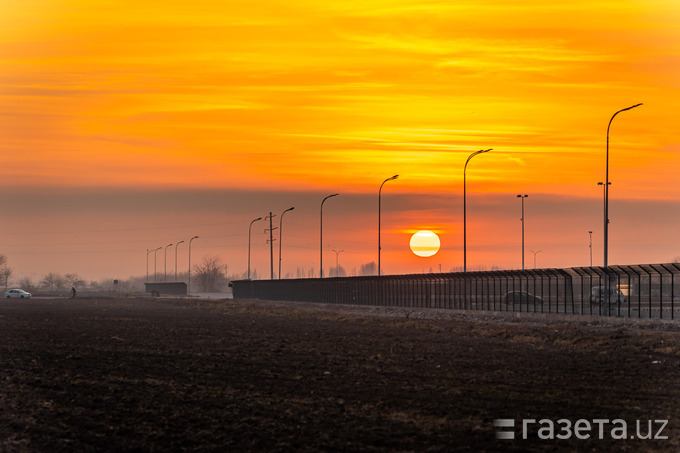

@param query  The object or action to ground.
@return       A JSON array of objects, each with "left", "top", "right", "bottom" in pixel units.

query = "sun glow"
[{"left": 409, "top": 230, "right": 441, "bottom": 257}]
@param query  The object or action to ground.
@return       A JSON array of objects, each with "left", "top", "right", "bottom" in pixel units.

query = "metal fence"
[{"left": 232, "top": 263, "right": 680, "bottom": 319}]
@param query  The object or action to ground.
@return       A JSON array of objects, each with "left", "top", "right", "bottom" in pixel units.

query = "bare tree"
[
  {"left": 192, "top": 255, "right": 225, "bottom": 292},
  {"left": 65, "top": 273, "right": 84, "bottom": 288},
  {"left": 359, "top": 262, "right": 377, "bottom": 276},
  {"left": 1, "top": 268, "right": 12, "bottom": 290},
  {"left": 41, "top": 272, "right": 67, "bottom": 290},
  {"left": 19, "top": 277, "right": 35, "bottom": 291},
  {"left": 0, "top": 254, "right": 12, "bottom": 290},
  {"left": 329, "top": 265, "right": 347, "bottom": 277}
]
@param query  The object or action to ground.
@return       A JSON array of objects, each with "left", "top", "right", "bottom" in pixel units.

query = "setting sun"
[{"left": 409, "top": 231, "right": 441, "bottom": 258}]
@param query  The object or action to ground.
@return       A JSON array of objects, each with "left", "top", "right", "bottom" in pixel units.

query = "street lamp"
[
  {"left": 279, "top": 207, "right": 295, "bottom": 279},
  {"left": 332, "top": 249, "right": 344, "bottom": 277},
  {"left": 588, "top": 231, "right": 593, "bottom": 267},
  {"left": 320, "top": 193, "right": 339, "bottom": 278},
  {"left": 604, "top": 103, "right": 642, "bottom": 267},
  {"left": 188, "top": 235, "right": 198, "bottom": 295},
  {"left": 378, "top": 175, "right": 398, "bottom": 276},
  {"left": 248, "top": 218, "right": 262, "bottom": 280},
  {"left": 174, "top": 240, "right": 185, "bottom": 282},
  {"left": 164, "top": 243, "right": 173, "bottom": 282},
  {"left": 463, "top": 149, "right": 492, "bottom": 272},
  {"left": 153, "top": 246, "right": 162, "bottom": 282},
  {"left": 517, "top": 194, "right": 528, "bottom": 270},
  {"left": 529, "top": 249, "right": 542, "bottom": 269},
  {"left": 598, "top": 181, "right": 610, "bottom": 265},
  {"left": 146, "top": 248, "right": 154, "bottom": 283}
]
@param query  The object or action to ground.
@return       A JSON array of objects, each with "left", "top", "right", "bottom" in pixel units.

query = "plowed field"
[{"left": 1, "top": 297, "right": 679, "bottom": 451}]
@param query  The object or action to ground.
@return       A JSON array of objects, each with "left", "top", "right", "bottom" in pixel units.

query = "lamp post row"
[
  {"left": 146, "top": 236, "right": 198, "bottom": 294},
  {"left": 463, "top": 104, "right": 642, "bottom": 271},
  {"left": 148, "top": 104, "right": 642, "bottom": 284},
  {"left": 146, "top": 239, "right": 196, "bottom": 283}
]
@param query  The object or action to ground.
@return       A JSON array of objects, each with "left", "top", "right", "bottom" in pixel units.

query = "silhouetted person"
[{"left": 71, "top": 286, "right": 76, "bottom": 298}]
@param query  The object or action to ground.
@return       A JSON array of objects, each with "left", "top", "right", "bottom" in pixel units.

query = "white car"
[{"left": 5, "top": 289, "right": 31, "bottom": 299}]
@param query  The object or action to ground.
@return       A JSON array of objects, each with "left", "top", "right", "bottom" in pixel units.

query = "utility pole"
[
  {"left": 517, "top": 194, "right": 528, "bottom": 270},
  {"left": 265, "top": 212, "right": 277, "bottom": 280}
]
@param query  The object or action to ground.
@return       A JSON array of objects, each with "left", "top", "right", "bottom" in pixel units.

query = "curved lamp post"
[
  {"left": 163, "top": 243, "right": 173, "bottom": 282},
  {"left": 146, "top": 248, "right": 154, "bottom": 283},
  {"left": 248, "top": 218, "right": 263, "bottom": 280},
  {"left": 320, "top": 193, "right": 339, "bottom": 278},
  {"left": 517, "top": 194, "right": 528, "bottom": 270},
  {"left": 174, "top": 240, "right": 185, "bottom": 282},
  {"left": 463, "top": 149, "right": 492, "bottom": 272},
  {"left": 188, "top": 235, "right": 199, "bottom": 295},
  {"left": 604, "top": 103, "right": 642, "bottom": 267},
  {"left": 378, "top": 175, "right": 398, "bottom": 276},
  {"left": 598, "top": 181, "right": 610, "bottom": 265},
  {"left": 278, "top": 207, "right": 295, "bottom": 279},
  {"left": 153, "top": 246, "right": 162, "bottom": 282}
]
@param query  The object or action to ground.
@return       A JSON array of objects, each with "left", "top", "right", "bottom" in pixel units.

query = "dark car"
[
  {"left": 590, "top": 286, "right": 627, "bottom": 305},
  {"left": 501, "top": 291, "right": 542, "bottom": 305}
]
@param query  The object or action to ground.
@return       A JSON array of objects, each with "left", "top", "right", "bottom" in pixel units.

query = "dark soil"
[{"left": 1, "top": 297, "right": 680, "bottom": 452}]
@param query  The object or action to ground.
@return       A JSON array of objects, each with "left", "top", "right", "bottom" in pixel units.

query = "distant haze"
[{"left": 1, "top": 188, "right": 679, "bottom": 282}]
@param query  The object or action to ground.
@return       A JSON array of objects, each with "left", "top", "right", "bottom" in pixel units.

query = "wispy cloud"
[{"left": 0, "top": 0, "right": 677, "bottom": 202}]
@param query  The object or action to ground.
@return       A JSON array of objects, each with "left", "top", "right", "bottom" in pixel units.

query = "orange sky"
[{"left": 1, "top": 1, "right": 679, "bottom": 282}]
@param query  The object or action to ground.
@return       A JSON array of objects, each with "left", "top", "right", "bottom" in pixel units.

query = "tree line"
[{"left": 0, "top": 253, "right": 410, "bottom": 295}]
